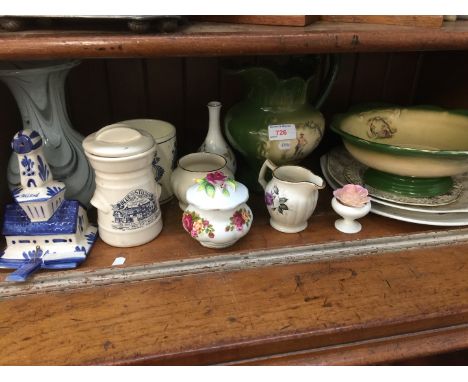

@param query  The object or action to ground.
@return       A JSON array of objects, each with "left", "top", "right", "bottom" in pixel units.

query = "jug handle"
[
  {"left": 258, "top": 159, "right": 277, "bottom": 190},
  {"left": 314, "top": 54, "right": 340, "bottom": 110},
  {"left": 90, "top": 191, "right": 111, "bottom": 214}
]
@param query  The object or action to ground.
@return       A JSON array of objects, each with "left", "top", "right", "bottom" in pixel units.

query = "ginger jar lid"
[
  {"left": 82, "top": 123, "right": 155, "bottom": 158},
  {"left": 186, "top": 171, "right": 249, "bottom": 210}
]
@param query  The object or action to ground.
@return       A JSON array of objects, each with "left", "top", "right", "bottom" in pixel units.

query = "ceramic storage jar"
[{"left": 83, "top": 124, "right": 163, "bottom": 247}]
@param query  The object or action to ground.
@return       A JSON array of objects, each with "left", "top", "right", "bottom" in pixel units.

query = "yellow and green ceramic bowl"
[{"left": 330, "top": 105, "right": 468, "bottom": 197}]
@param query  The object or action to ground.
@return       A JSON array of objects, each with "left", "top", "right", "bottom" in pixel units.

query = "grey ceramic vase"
[{"left": 0, "top": 60, "right": 95, "bottom": 206}]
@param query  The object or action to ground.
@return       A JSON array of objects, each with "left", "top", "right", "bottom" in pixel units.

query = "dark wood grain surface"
[
  {"left": 1, "top": 242, "right": 468, "bottom": 365},
  {"left": 2, "top": 21, "right": 468, "bottom": 59}
]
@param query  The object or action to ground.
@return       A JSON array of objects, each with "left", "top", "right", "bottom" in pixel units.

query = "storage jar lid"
[
  {"left": 186, "top": 171, "right": 249, "bottom": 210},
  {"left": 82, "top": 123, "right": 155, "bottom": 158}
]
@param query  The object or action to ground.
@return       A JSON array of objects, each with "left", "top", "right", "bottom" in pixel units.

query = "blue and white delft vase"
[
  {"left": 0, "top": 129, "right": 98, "bottom": 282},
  {"left": 83, "top": 124, "right": 163, "bottom": 247},
  {"left": 0, "top": 60, "right": 95, "bottom": 207}
]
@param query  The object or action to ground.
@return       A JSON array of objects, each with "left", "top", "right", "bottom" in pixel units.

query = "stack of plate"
[{"left": 321, "top": 146, "right": 468, "bottom": 226}]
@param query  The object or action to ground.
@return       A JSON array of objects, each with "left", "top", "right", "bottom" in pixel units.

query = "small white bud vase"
[
  {"left": 182, "top": 171, "right": 252, "bottom": 248},
  {"left": 198, "top": 101, "right": 236, "bottom": 174},
  {"left": 331, "top": 197, "right": 371, "bottom": 234},
  {"left": 83, "top": 124, "right": 163, "bottom": 247}
]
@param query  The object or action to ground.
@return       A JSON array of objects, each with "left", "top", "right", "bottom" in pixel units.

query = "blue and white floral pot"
[{"left": 119, "top": 119, "right": 177, "bottom": 204}]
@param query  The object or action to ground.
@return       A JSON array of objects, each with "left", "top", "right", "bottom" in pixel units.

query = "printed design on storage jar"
[
  {"left": 265, "top": 185, "right": 289, "bottom": 214},
  {"left": 171, "top": 142, "right": 177, "bottom": 170},
  {"left": 196, "top": 171, "right": 237, "bottom": 198},
  {"left": 111, "top": 189, "right": 159, "bottom": 231},
  {"left": 225, "top": 208, "right": 252, "bottom": 232},
  {"left": 152, "top": 155, "right": 165, "bottom": 182},
  {"left": 182, "top": 211, "right": 215, "bottom": 238}
]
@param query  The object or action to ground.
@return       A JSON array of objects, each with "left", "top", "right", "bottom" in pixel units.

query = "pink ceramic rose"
[
  {"left": 333, "top": 184, "right": 370, "bottom": 208},
  {"left": 206, "top": 171, "right": 227, "bottom": 185}
]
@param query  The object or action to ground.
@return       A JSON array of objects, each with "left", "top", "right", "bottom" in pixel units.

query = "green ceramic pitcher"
[{"left": 224, "top": 55, "right": 339, "bottom": 192}]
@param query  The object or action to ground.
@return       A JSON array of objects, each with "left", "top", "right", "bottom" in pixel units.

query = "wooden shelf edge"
[
  {"left": 2, "top": 21, "right": 468, "bottom": 59},
  {"left": 2, "top": 227, "right": 468, "bottom": 298},
  {"left": 228, "top": 323, "right": 468, "bottom": 365},
  {"left": 112, "top": 314, "right": 468, "bottom": 365}
]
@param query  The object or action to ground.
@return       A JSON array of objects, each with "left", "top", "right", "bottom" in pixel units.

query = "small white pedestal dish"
[
  {"left": 182, "top": 171, "right": 252, "bottom": 248},
  {"left": 332, "top": 197, "right": 371, "bottom": 234}
]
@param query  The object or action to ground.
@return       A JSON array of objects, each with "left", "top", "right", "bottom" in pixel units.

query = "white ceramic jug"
[
  {"left": 259, "top": 159, "right": 325, "bottom": 233},
  {"left": 83, "top": 124, "right": 162, "bottom": 247}
]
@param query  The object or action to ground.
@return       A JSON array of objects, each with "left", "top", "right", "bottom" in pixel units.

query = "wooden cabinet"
[{"left": 1, "top": 20, "right": 468, "bottom": 365}]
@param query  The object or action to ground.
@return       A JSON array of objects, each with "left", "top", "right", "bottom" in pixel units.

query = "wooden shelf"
[
  {"left": 2, "top": 21, "right": 468, "bottom": 59},
  {"left": 1, "top": 189, "right": 468, "bottom": 364},
  {"left": 1, "top": 231, "right": 468, "bottom": 365},
  {"left": 1, "top": 190, "right": 466, "bottom": 293}
]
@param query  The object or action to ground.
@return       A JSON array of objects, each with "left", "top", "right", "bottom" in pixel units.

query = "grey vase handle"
[{"left": 314, "top": 54, "right": 340, "bottom": 110}]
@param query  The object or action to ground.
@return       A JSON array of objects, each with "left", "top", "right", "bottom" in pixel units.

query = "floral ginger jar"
[{"left": 182, "top": 171, "right": 253, "bottom": 248}]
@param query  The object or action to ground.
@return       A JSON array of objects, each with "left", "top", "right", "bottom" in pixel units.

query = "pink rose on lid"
[
  {"left": 205, "top": 171, "right": 227, "bottom": 185},
  {"left": 333, "top": 184, "right": 370, "bottom": 208}
]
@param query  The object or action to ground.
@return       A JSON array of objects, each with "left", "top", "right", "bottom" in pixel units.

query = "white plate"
[
  {"left": 326, "top": 147, "right": 468, "bottom": 213},
  {"left": 321, "top": 155, "right": 468, "bottom": 226}
]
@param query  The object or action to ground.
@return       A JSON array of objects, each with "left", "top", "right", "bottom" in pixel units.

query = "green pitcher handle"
[{"left": 314, "top": 54, "right": 340, "bottom": 110}]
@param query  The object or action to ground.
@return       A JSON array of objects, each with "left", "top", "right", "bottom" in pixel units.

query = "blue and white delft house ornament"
[{"left": 0, "top": 129, "right": 98, "bottom": 282}]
